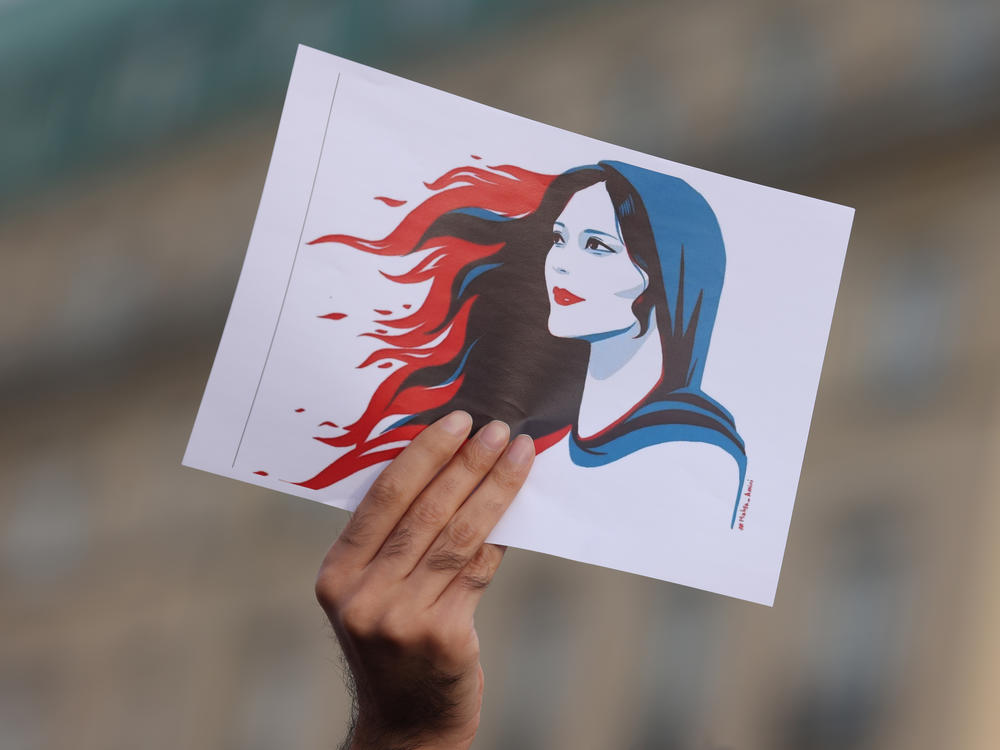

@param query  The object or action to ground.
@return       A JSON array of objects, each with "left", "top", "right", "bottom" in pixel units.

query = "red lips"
[{"left": 553, "top": 286, "right": 585, "bottom": 306}]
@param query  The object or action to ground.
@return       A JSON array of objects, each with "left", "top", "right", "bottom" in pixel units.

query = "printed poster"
[{"left": 184, "top": 45, "right": 854, "bottom": 605}]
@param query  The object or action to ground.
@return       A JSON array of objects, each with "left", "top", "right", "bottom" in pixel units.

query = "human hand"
[{"left": 315, "top": 411, "right": 535, "bottom": 750}]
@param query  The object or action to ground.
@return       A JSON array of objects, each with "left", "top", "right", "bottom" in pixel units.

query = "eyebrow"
[{"left": 582, "top": 229, "right": 621, "bottom": 240}]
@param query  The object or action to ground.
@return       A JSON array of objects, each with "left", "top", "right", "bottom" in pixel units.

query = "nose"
[{"left": 547, "top": 244, "right": 570, "bottom": 274}]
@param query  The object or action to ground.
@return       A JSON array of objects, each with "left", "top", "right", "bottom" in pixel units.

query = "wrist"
[
  {"left": 349, "top": 741, "right": 470, "bottom": 750},
  {"left": 348, "top": 734, "right": 472, "bottom": 750},
  {"left": 348, "top": 715, "right": 476, "bottom": 750}
]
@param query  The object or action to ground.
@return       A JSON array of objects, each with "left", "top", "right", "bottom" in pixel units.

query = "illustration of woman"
[{"left": 301, "top": 160, "right": 747, "bottom": 525}]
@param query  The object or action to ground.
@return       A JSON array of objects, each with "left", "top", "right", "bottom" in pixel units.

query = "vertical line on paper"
[{"left": 232, "top": 73, "right": 341, "bottom": 468}]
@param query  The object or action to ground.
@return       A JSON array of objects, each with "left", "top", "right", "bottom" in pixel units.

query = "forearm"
[
  {"left": 344, "top": 725, "right": 476, "bottom": 750},
  {"left": 341, "top": 689, "right": 478, "bottom": 750}
]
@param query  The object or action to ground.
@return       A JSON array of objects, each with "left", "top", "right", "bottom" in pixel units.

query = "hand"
[{"left": 315, "top": 411, "right": 535, "bottom": 750}]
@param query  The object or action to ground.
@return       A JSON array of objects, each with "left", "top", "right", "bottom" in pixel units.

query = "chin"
[
  {"left": 548, "top": 321, "right": 598, "bottom": 340},
  {"left": 547, "top": 320, "right": 570, "bottom": 338},
  {"left": 547, "top": 316, "right": 578, "bottom": 339},
  {"left": 551, "top": 320, "right": 644, "bottom": 344}
]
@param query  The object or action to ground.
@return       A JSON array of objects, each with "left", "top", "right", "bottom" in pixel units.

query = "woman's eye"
[
  {"left": 584, "top": 237, "right": 613, "bottom": 253},
  {"left": 552, "top": 231, "right": 565, "bottom": 245}
]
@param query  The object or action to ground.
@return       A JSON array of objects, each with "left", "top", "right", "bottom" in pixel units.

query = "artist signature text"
[{"left": 737, "top": 479, "right": 753, "bottom": 530}]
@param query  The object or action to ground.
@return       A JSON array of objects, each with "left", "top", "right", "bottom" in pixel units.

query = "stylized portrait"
[{"left": 300, "top": 160, "right": 747, "bottom": 524}]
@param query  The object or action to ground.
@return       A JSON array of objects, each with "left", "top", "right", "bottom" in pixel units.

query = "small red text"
[{"left": 737, "top": 479, "right": 753, "bottom": 530}]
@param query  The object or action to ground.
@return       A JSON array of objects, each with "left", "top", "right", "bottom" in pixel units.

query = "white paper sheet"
[{"left": 184, "top": 45, "right": 854, "bottom": 605}]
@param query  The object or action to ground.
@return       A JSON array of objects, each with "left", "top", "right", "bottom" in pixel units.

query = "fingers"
[
  {"left": 412, "top": 434, "right": 534, "bottom": 601},
  {"left": 436, "top": 543, "right": 507, "bottom": 619},
  {"left": 369, "top": 420, "right": 512, "bottom": 577},
  {"left": 318, "top": 413, "right": 532, "bottom": 629},
  {"left": 330, "top": 411, "right": 473, "bottom": 568}
]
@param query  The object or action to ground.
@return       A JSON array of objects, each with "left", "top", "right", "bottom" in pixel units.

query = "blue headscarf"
[{"left": 568, "top": 162, "right": 747, "bottom": 527}]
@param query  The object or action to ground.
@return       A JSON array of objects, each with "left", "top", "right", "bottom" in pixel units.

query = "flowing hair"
[
  {"left": 298, "top": 160, "right": 746, "bottom": 515},
  {"left": 298, "top": 163, "right": 593, "bottom": 489}
]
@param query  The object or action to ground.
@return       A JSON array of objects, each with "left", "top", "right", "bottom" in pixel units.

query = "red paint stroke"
[
  {"left": 300, "top": 424, "right": 424, "bottom": 490},
  {"left": 253, "top": 470, "right": 269, "bottom": 476},
  {"left": 534, "top": 425, "right": 572, "bottom": 454},
  {"left": 301, "top": 162, "right": 560, "bottom": 491},
  {"left": 375, "top": 328, "right": 388, "bottom": 334},
  {"left": 378, "top": 362, "right": 393, "bottom": 369},
  {"left": 375, "top": 196, "right": 407, "bottom": 207},
  {"left": 319, "top": 312, "right": 347, "bottom": 320},
  {"left": 374, "top": 308, "right": 392, "bottom": 316},
  {"left": 319, "top": 421, "right": 339, "bottom": 428},
  {"left": 294, "top": 408, "right": 305, "bottom": 413},
  {"left": 470, "top": 154, "right": 482, "bottom": 160}
]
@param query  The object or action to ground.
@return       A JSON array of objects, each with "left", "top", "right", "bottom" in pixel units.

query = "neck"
[{"left": 577, "top": 315, "right": 663, "bottom": 439}]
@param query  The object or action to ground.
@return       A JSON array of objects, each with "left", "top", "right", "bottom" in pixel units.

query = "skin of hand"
[{"left": 315, "top": 410, "right": 535, "bottom": 750}]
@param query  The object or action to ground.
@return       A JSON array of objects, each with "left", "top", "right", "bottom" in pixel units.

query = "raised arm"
[{"left": 315, "top": 411, "right": 535, "bottom": 750}]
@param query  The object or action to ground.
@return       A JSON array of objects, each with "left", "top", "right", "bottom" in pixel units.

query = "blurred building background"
[{"left": 2, "top": 0, "right": 999, "bottom": 748}]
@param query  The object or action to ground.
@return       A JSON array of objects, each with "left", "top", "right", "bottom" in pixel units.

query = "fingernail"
[
  {"left": 440, "top": 410, "right": 473, "bottom": 436},
  {"left": 479, "top": 420, "right": 510, "bottom": 450},
  {"left": 506, "top": 434, "right": 535, "bottom": 466}
]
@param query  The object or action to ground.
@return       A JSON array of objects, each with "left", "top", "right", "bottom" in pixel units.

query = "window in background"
[
  {"left": 107, "top": 625, "right": 198, "bottom": 750},
  {"left": 743, "top": 5, "right": 835, "bottom": 155},
  {"left": 777, "top": 505, "right": 912, "bottom": 749},
  {"left": 603, "top": 52, "right": 686, "bottom": 155},
  {"left": 862, "top": 245, "right": 961, "bottom": 409},
  {"left": 625, "top": 586, "right": 722, "bottom": 750},
  {"left": 3, "top": 457, "right": 91, "bottom": 588},
  {"left": 0, "top": 663, "right": 56, "bottom": 750},
  {"left": 227, "top": 617, "right": 318, "bottom": 750},
  {"left": 489, "top": 572, "right": 574, "bottom": 750}
]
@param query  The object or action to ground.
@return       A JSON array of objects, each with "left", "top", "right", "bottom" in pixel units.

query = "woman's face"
[{"left": 545, "top": 183, "right": 648, "bottom": 340}]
